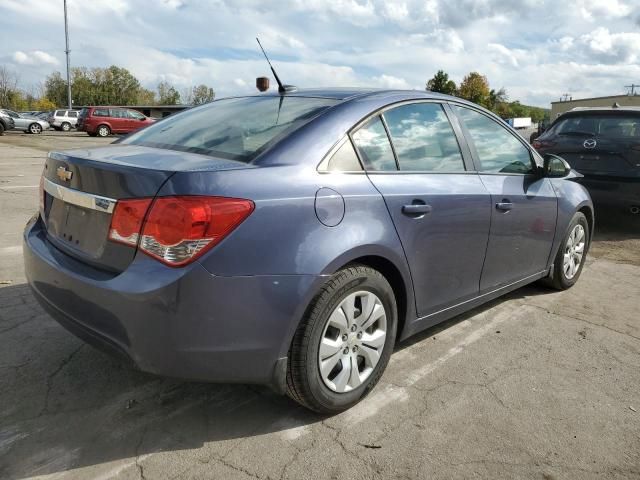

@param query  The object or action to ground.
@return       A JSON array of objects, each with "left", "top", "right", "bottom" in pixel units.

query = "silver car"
[
  {"left": 48, "top": 109, "right": 79, "bottom": 131},
  {"left": 0, "top": 109, "right": 50, "bottom": 134}
]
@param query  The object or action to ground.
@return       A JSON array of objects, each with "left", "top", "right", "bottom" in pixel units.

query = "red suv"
[{"left": 77, "top": 107, "right": 155, "bottom": 137}]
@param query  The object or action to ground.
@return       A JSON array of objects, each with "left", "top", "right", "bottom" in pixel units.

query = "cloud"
[
  {"left": 12, "top": 50, "right": 59, "bottom": 66},
  {"left": 0, "top": 0, "right": 638, "bottom": 107}
]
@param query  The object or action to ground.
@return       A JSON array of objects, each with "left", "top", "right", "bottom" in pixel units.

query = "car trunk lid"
[{"left": 41, "top": 145, "right": 249, "bottom": 273}]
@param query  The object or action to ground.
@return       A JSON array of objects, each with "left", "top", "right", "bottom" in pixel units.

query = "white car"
[
  {"left": 48, "top": 109, "right": 79, "bottom": 131},
  {"left": 0, "top": 109, "right": 50, "bottom": 134}
]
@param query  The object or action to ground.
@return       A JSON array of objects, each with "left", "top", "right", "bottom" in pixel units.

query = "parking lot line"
[
  {"left": 0, "top": 185, "right": 38, "bottom": 189},
  {"left": 0, "top": 246, "right": 22, "bottom": 256}
]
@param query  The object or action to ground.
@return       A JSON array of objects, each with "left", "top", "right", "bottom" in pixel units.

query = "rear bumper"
[
  {"left": 579, "top": 175, "right": 640, "bottom": 209},
  {"left": 24, "top": 215, "right": 322, "bottom": 388}
]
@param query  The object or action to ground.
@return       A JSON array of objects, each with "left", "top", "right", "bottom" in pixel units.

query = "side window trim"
[
  {"left": 378, "top": 114, "right": 401, "bottom": 170},
  {"left": 441, "top": 103, "right": 476, "bottom": 172},
  {"left": 448, "top": 102, "right": 537, "bottom": 175}
]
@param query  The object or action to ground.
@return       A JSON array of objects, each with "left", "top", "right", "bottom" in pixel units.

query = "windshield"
[{"left": 123, "top": 96, "right": 338, "bottom": 162}]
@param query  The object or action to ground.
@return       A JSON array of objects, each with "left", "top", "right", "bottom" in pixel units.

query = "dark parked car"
[
  {"left": 77, "top": 106, "right": 155, "bottom": 137},
  {"left": 0, "top": 109, "right": 15, "bottom": 135},
  {"left": 533, "top": 107, "right": 640, "bottom": 213},
  {"left": 24, "top": 89, "right": 593, "bottom": 413}
]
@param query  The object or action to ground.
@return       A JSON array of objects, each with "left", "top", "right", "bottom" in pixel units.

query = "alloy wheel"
[
  {"left": 318, "top": 290, "right": 387, "bottom": 393},
  {"left": 98, "top": 126, "right": 109, "bottom": 137},
  {"left": 563, "top": 224, "right": 585, "bottom": 280},
  {"left": 30, "top": 123, "right": 42, "bottom": 134}
]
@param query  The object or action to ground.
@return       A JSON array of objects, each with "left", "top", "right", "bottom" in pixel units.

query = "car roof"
[
  {"left": 242, "top": 87, "right": 460, "bottom": 102},
  {"left": 568, "top": 106, "right": 640, "bottom": 113}
]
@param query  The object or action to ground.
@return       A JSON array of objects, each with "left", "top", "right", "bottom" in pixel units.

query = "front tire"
[
  {"left": 29, "top": 123, "right": 43, "bottom": 134},
  {"left": 286, "top": 265, "right": 397, "bottom": 413},
  {"left": 547, "top": 212, "right": 590, "bottom": 290}
]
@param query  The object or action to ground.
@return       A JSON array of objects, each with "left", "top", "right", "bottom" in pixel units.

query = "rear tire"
[
  {"left": 96, "top": 125, "right": 110, "bottom": 137},
  {"left": 286, "top": 265, "right": 397, "bottom": 413},
  {"left": 61, "top": 122, "right": 71, "bottom": 132},
  {"left": 546, "top": 212, "right": 589, "bottom": 290},
  {"left": 0, "top": 124, "right": 4, "bottom": 135}
]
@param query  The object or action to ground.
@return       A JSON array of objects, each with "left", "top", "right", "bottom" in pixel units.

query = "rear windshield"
[
  {"left": 122, "top": 96, "right": 338, "bottom": 162},
  {"left": 552, "top": 114, "right": 640, "bottom": 138}
]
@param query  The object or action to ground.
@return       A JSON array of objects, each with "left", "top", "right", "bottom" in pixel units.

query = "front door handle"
[
  {"left": 496, "top": 201, "right": 513, "bottom": 211},
  {"left": 402, "top": 204, "right": 432, "bottom": 216}
]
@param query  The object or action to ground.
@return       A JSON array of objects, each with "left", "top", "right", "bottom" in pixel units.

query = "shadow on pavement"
[{"left": 0, "top": 283, "right": 321, "bottom": 479}]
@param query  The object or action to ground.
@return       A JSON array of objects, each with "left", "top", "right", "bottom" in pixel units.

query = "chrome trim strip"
[{"left": 43, "top": 177, "right": 117, "bottom": 214}]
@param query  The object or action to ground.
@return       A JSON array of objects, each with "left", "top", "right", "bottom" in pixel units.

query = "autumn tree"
[
  {"left": 191, "top": 84, "right": 215, "bottom": 105},
  {"left": 458, "top": 72, "right": 490, "bottom": 107},
  {"left": 157, "top": 81, "right": 181, "bottom": 104},
  {"left": 426, "top": 70, "right": 457, "bottom": 95}
]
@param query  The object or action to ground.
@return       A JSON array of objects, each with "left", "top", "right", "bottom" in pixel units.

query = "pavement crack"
[
  {"left": 0, "top": 317, "right": 35, "bottom": 335},
  {"left": 134, "top": 428, "right": 148, "bottom": 480},
  {"left": 39, "top": 343, "right": 84, "bottom": 416},
  {"left": 523, "top": 303, "right": 640, "bottom": 342}
]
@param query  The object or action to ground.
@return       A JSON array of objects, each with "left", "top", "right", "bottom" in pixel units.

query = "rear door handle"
[
  {"left": 496, "top": 201, "right": 513, "bottom": 211},
  {"left": 402, "top": 204, "right": 432, "bottom": 216}
]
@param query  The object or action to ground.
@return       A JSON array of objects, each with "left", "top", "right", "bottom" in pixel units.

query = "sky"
[{"left": 1, "top": 0, "right": 639, "bottom": 107}]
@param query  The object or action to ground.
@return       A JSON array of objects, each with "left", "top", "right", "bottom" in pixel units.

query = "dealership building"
[{"left": 551, "top": 94, "right": 640, "bottom": 119}]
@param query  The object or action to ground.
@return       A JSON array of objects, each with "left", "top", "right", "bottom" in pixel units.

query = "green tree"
[
  {"left": 191, "top": 84, "right": 215, "bottom": 105},
  {"left": 157, "top": 81, "right": 181, "bottom": 104},
  {"left": 426, "top": 70, "right": 457, "bottom": 95},
  {"left": 44, "top": 71, "right": 67, "bottom": 107},
  {"left": 458, "top": 72, "right": 490, "bottom": 107},
  {"left": 487, "top": 88, "right": 507, "bottom": 112}
]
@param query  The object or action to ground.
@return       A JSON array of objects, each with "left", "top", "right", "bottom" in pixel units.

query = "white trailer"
[{"left": 507, "top": 117, "right": 532, "bottom": 129}]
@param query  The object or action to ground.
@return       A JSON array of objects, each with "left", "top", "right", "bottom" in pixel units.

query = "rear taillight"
[
  {"left": 108, "top": 196, "right": 254, "bottom": 267},
  {"left": 109, "top": 198, "right": 153, "bottom": 246},
  {"left": 532, "top": 140, "right": 555, "bottom": 150}
]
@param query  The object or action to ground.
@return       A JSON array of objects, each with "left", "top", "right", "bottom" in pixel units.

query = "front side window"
[
  {"left": 453, "top": 106, "right": 533, "bottom": 174},
  {"left": 351, "top": 116, "right": 397, "bottom": 171},
  {"left": 383, "top": 103, "right": 465, "bottom": 171},
  {"left": 124, "top": 96, "right": 337, "bottom": 162}
]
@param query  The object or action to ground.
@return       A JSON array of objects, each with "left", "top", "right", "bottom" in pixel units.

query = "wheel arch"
[{"left": 578, "top": 204, "right": 594, "bottom": 244}]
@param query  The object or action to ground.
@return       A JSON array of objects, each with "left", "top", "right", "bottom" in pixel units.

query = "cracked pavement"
[{"left": 1, "top": 133, "right": 640, "bottom": 479}]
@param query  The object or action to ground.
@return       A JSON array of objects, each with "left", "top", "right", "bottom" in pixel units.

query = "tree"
[
  {"left": 426, "top": 70, "right": 457, "bottom": 95},
  {"left": 487, "top": 88, "right": 507, "bottom": 111},
  {"left": 191, "top": 84, "right": 215, "bottom": 105},
  {"left": 458, "top": 72, "right": 490, "bottom": 107},
  {"left": 157, "top": 81, "right": 180, "bottom": 104},
  {"left": 0, "top": 66, "right": 20, "bottom": 108},
  {"left": 34, "top": 97, "right": 56, "bottom": 111}
]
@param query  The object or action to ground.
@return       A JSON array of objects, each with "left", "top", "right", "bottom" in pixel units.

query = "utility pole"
[
  {"left": 625, "top": 84, "right": 640, "bottom": 95},
  {"left": 64, "top": 0, "right": 72, "bottom": 110}
]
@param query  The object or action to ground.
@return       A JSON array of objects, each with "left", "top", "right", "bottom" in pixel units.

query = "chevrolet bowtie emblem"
[{"left": 56, "top": 166, "right": 73, "bottom": 182}]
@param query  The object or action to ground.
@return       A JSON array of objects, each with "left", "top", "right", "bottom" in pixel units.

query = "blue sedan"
[{"left": 24, "top": 89, "right": 593, "bottom": 413}]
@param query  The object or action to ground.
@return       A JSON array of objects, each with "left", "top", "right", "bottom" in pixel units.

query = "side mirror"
[{"left": 542, "top": 154, "right": 571, "bottom": 178}]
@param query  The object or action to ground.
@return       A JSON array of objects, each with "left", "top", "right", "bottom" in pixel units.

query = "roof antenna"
[{"left": 256, "top": 37, "right": 296, "bottom": 94}]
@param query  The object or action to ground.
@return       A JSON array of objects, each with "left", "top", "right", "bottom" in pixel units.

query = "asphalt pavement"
[{"left": 1, "top": 131, "right": 639, "bottom": 480}]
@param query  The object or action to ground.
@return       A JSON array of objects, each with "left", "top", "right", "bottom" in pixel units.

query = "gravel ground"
[{"left": 1, "top": 133, "right": 639, "bottom": 480}]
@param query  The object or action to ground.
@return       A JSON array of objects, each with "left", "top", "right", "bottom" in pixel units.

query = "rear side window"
[
  {"left": 93, "top": 108, "right": 109, "bottom": 117},
  {"left": 383, "top": 103, "right": 465, "bottom": 171},
  {"left": 124, "top": 96, "right": 337, "bottom": 162},
  {"left": 352, "top": 116, "right": 397, "bottom": 171},
  {"left": 318, "top": 139, "right": 362, "bottom": 172},
  {"left": 111, "top": 109, "right": 127, "bottom": 118},
  {"left": 453, "top": 106, "right": 533, "bottom": 174}
]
